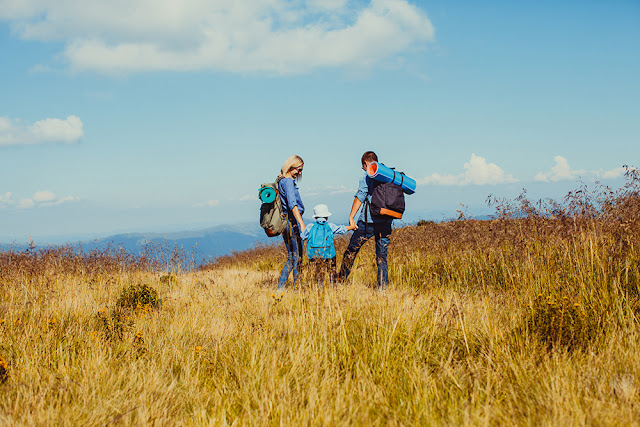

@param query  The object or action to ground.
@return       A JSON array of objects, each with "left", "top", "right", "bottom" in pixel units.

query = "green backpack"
[{"left": 258, "top": 177, "right": 288, "bottom": 237}]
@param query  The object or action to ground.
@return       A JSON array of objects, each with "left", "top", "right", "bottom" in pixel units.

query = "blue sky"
[{"left": 1, "top": 0, "right": 639, "bottom": 242}]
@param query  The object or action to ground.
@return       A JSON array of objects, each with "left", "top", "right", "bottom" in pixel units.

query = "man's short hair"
[{"left": 361, "top": 151, "right": 378, "bottom": 165}]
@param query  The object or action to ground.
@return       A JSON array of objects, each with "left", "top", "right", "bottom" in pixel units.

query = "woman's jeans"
[
  {"left": 277, "top": 218, "right": 302, "bottom": 290},
  {"left": 338, "top": 220, "right": 391, "bottom": 289}
]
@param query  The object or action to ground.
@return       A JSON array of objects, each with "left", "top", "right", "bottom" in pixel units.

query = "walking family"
[{"left": 267, "top": 151, "right": 410, "bottom": 293}]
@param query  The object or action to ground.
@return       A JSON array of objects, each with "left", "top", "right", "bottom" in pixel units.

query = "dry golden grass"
[
  {"left": 1, "top": 262, "right": 639, "bottom": 425},
  {"left": 1, "top": 168, "right": 640, "bottom": 425}
]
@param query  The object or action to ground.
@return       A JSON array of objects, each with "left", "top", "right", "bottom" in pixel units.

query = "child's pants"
[{"left": 309, "top": 257, "right": 337, "bottom": 286}]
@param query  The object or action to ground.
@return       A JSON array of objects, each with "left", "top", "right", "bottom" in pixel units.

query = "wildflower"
[
  {"left": 134, "top": 332, "right": 144, "bottom": 344},
  {"left": 89, "top": 331, "right": 98, "bottom": 341},
  {"left": 0, "top": 318, "right": 5, "bottom": 326},
  {"left": 48, "top": 318, "right": 56, "bottom": 329},
  {"left": 574, "top": 303, "right": 580, "bottom": 308},
  {"left": 195, "top": 346, "right": 203, "bottom": 357}
]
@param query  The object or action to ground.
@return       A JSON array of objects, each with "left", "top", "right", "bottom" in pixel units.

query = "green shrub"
[
  {"left": 0, "top": 355, "right": 8, "bottom": 384},
  {"left": 159, "top": 273, "right": 177, "bottom": 286},
  {"left": 116, "top": 283, "right": 161, "bottom": 311},
  {"left": 96, "top": 307, "right": 131, "bottom": 341},
  {"left": 526, "top": 294, "right": 599, "bottom": 351}
]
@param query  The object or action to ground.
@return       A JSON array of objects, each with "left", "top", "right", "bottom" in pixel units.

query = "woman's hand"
[{"left": 292, "top": 206, "right": 305, "bottom": 232}]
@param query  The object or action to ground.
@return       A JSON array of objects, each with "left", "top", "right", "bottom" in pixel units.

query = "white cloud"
[
  {"left": 304, "top": 184, "right": 356, "bottom": 197},
  {"left": 307, "top": 0, "right": 349, "bottom": 11},
  {"left": 33, "top": 190, "right": 56, "bottom": 202},
  {"left": 419, "top": 154, "right": 518, "bottom": 186},
  {"left": 17, "top": 199, "right": 35, "bottom": 209},
  {"left": 40, "top": 195, "right": 80, "bottom": 207},
  {"left": 534, "top": 155, "right": 580, "bottom": 182},
  {"left": 599, "top": 167, "right": 626, "bottom": 179},
  {"left": 0, "top": 192, "right": 14, "bottom": 206},
  {"left": 0, "top": 115, "right": 84, "bottom": 146},
  {"left": 0, "top": 0, "right": 435, "bottom": 75},
  {"left": 194, "top": 199, "right": 220, "bottom": 207},
  {"left": 328, "top": 185, "right": 355, "bottom": 195},
  {"left": 10, "top": 191, "right": 78, "bottom": 209},
  {"left": 534, "top": 156, "right": 625, "bottom": 182}
]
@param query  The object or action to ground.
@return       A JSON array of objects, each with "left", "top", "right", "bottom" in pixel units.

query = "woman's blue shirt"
[{"left": 279, "top": 177, "right": 305, "bottom": 216}]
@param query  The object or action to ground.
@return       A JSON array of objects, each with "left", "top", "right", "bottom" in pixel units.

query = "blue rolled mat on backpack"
[
  {"left": 259, "top": 186, "right": 277, "bottom": 203},
  {"left": 367, "top": 162, "right": 416, "bottom": 195}
]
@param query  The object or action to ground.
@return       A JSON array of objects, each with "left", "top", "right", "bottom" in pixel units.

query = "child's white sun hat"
[{"left": 313, "top": 204, "right": 332, "bottom": 218}]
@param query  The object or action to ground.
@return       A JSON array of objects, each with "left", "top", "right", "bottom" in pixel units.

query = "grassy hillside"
[{"left": 1, "top": 169, "right": 639, "bottom": 425}]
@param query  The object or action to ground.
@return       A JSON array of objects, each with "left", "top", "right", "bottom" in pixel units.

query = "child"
[{"left": 301, "top": 204, "right": 357, "bottom": 286}]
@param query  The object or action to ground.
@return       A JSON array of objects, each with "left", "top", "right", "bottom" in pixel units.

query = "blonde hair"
[{"left": 280, "top": 155, "right": 304, "bottom": 180}]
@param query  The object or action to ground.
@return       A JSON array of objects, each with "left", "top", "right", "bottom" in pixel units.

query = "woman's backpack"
[
  {"left": 306, "top": 222, "right": 335, "bottom": 259},
  {"left": 259, "top": 177, "right": 287, "bottom": 237}
]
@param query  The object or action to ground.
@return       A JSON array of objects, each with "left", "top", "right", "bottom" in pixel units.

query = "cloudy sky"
[{"left": 1, "top": 0, "right": 639, "bottom": 242}]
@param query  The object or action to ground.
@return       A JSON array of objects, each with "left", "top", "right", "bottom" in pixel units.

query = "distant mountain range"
[
  {"left": 1, "top": 215, "right": 487, "bottom": 267},
  {"left": 0, "top": 222, "right": 275, "bottom": 266}
]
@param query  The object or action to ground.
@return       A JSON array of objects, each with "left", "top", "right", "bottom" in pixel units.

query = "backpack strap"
[
  {"left": 364, "top": 197, "right": 368, "bottom": 236},
  {"left": 364, "top": 177, "right": 374, "bottom": 235}
]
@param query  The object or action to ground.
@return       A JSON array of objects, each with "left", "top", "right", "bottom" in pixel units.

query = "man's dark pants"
[{"left": 338, "top": 220, "right": 391, "bottom": 289}]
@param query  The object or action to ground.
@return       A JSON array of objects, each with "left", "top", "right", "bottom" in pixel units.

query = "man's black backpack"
[{"left": 367, "top": 176, "right": 406, "bottom": 220}]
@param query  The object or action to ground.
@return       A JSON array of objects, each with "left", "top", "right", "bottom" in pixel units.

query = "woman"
[{"left": 277, "top": 155, "right": 306, "bottom": 291}]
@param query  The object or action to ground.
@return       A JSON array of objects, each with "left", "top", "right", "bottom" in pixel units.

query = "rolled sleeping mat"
[
  {"left": 367, "top": 162, "right": 416, "bottom": 194},
  {"left": 259, "top": 186, "right": 277, "bottom": 203}
]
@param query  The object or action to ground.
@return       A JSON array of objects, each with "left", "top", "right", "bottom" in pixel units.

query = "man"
[{"left": 337, "top": 151, "right": 393, "bottom": 290}]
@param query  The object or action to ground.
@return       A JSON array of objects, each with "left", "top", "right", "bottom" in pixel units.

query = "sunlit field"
[{"left": 2, "top": 169, "right": 640, "bottom": 425}]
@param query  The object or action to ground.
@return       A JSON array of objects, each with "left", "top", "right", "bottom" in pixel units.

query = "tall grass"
[{"left": 1, "top": 168, "right": 639, "bottom": 424}]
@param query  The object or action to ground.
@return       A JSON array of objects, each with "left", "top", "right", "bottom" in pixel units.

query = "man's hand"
[
  {"left": 349, "top": 217, "right": 356, "bottom": 228},
  {"left": 347, "top": 197, "right": 362, "bottom": 229}
]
